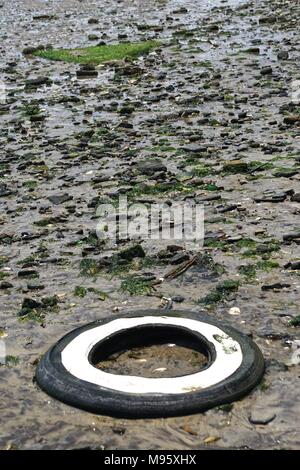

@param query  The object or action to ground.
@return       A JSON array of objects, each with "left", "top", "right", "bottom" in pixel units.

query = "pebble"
[
  {"left": 261, "top": 283, "right": 290, "bottom": 291},
  {"left": 171, "top": 295, "right": 185, "bottom": 303},
  {"left": 136, "top": 160, "right": 167, "bottom": 175},
  {"left": 170, "top": 253, "right": 190, "bottom": 265},
  {"left": 48, "top": 193, "right": 73, "bottom": 205},
  {"left": 283, "top": 232, "right": 300, "bottom": 241},
  {"left": 260, "top": 66, "right": 273, "bottom": 75},
  {"left": 228, "top": 307, "right": 240, "bottom": 316},
  {"left": 277, "top": 50, "right": 289, "bottom": 60},
  {"left": 0, "top": 281, "right": 13, "bottom": 289},
  {"left": 284, "top": 261, "right": 300, "bottom": 270},
  {"left": 249, "top": 410, "right": 276, "bottom": 425}
]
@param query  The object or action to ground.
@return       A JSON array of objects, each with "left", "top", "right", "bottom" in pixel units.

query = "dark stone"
[
  {"left": 260, "top": 66, "right": 273, "bottom": 75},
  {"left": 259, "top": 15, "right": 277, "bottom": 24},
  {"left": 181, "top": 144, "right": 208, "bottom": 153},
  {"left": 273, "top": 169, "right": 298, "bottom": 178},
  {"left": 42, "top": 296, "right": 58, "bottom": 307},
  {"left": 283, "top": 115, "right": 300, "bottom": 125},
  {"left": 76, "top": 69, "right": 98, "bottom": 79},
  {"left": 118, "top": 245, "right": 145, "bottom": 261},
  {"left": 27, "top": 281, "right": 45, "bottom": 290},
  {"left": 283, "top": 232, "right": 300, "bottom": 241},
  {"left": 166, "top": 245, "right": 184, "bottom": 253},
  {"left": 0, "top": 184, "right": 14, "bottom": 198},
  {"left": 261, "top": 283, "right": 291, "bottom": 291},
  {"left": 284, "top": 261, "right": 300, "bottom": 270},
  {"left": 172, "top": 7, "right": 188, "bottom": 14},
  {"left": 291, "top": 193, "right": 300, "bottom": 202},
  {"left": 170, "top": 252, "right": 190, "bottom": 265},
  {"left": 277, "top": 50, "right": 289, "bottom": 60},
  {"left": 88, "top": 34, "right": 99, "bottom": 41},
  {"left": 22, "top": 45, "right": 44, "bottom": 55},
  {"left": 136, "top": 160, "right": 167, "bottom": 175},
  {"left": 254, "top": 192, "right": 287, "bottom": 203},
  {"left": 217, "top": 204, "right": 238, "bottom": 213},
  {"left": 249, "top": 411, "right": 276, "bottom": 425},
  {"left": 48, "top": 193, "right": 73, "bottom": 205},
  {"left": 88, "top": 18, "right": 99, "bottom": 24},
  {"left": 207, "top": 24, "right": 219, "bottom": 32},
  {"left": 30, "top": 115, "right": 46, "bottom": 122},
  {"left": 17, "top": 270, "right": 39, "bottom": 278},
  {"left": 172, "top": 295, "right": 185, "bottom": 303},
  {"left": 0, "top": 281, "right": 13, "bottom": 289},
  {"left": 25, "top": 77, "right": 52, "bottom": 88},
  {"left": 21, "top": 298, "right": 43, "bottom": 310}
]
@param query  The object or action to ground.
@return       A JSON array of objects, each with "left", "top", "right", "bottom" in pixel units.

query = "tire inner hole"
[{"left": 89, "top": 325, "right": 211, "bottom": 378}]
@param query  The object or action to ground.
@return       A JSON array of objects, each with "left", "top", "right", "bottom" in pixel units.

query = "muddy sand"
[{"left": 0, "top": 0, "right": 300, "bottom": 450}]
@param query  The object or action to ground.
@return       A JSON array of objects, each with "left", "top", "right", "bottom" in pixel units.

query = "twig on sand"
[{"left": 150, "top": 255, "right": 199, "bottom": 288}]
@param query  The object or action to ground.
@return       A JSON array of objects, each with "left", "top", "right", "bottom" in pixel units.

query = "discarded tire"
[{"left": 36, "top": 310, "right": 264, "bottom": 418}]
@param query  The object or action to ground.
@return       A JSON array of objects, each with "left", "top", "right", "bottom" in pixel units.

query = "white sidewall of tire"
[{"left": 61, "top": 316, "right": 243, "bottom": 395}]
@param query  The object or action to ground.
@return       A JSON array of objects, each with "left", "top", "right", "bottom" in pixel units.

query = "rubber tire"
[{"left": 36, "top": 310, "right": 264, "bottom": 418}]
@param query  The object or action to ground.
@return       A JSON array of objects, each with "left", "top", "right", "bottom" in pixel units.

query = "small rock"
[
  {"left": 48, "top": 193, "right": 73, "bottom": 205},
  {"left": 277, "top": 50, "right": 289, "bottom": 60},
  {"left": 207, "top": 25, "right": 219, "bottom": 33},
  {"left": 283, "top": 232, "right": 300, "bottom": 241},
  {"left": 21, "top": 298, "right": 43, "bottom": 310},
  {"left": 222, "top": 160, "right": 248, "bottom": 173},
  {"left": 17, "top": 270, "right": 39, "bottom": 278},
  {"left": 285, "top": 341, "right": 300, "bottom": 366},
  {"left": 254, "top": 192, "right": 287, "bottom": 203},
  {"left": 260, "top": 66, "right": 273, "bottom": 75},
  {"left": 136, "top": 160, "right": 167, "bottom": 175},
  {"left": 0, "top": 281, "right": 13, "bottom": 289},
  {"left": 88, "top": 34, "right": 99, "bottom": 41},
  {"left": 261, "top": 283, "right": 290, "bottom": 291},
  {"left": 76, "top": 66, "right": 98, "bottom": 79},
  {"left": 172, "top": 7, "right": 188, "bottom": 14},
  {"left": 42, "top": 295, "right": 58, "bottom": 307},
  {"left": 25, "top": 77, "right": 52, "bottom": 88},
  {"left": 181, "top": 144, "right": 208, "bottom": 153},
  {"left": 284, "top": 261, "right": 300, "bottom": 270},
  {"left": 172, "top": 295, "right": 185, "bottom": 303},
  {"left": 112, "top": 427, "right": 126, "bottom": 435},
  {"left": 170, "top": 252, "right": 190, "bottom": 265},
  {"left": 283, "top": 115, "right": 300, "bottom": 125},
  {"left": 291, "top": 193, "right": 300, "bottom": 202},
  {"left": 228, "top": 307, "right": 240, "bottom": 316},
  {"left": 27, "top": 281, "right": 45, "bottom": 290},
  {"left": 22, "top": 45, "right": 44, "bottom": 55},
  {"left": 249, "top": 410, "right": 276, "bottom": 425},
  {"left": 259, "top": 15, "right": 276, "bottom": 24},
  {"left": 118, "top": 244, "right": 145, "bottom": 261},
  {"left": 203, "top": 435, "right": 220, "bottom": 444}
]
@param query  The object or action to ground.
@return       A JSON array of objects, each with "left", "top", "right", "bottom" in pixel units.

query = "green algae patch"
[
  {"left": 121, "top": 276, "right": 152, "bottom": 296},
  {"left": 199, "top": 279, "right": 239, "bottom": 306},
  {"left": 34, "top": 41, "right": 160, "bottom": 65},
  {"left": 5, "top": 356, "right": 20, "bottom": 367},
  {"left": 289, "top": 315, "right": 300, "bottom": 327}
]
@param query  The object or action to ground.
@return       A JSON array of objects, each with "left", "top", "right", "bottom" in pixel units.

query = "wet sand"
[{"left": 0, "top": 0, "right": 300, "bottom": 450}]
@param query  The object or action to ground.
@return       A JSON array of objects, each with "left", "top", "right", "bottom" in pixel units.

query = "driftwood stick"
[{"left": 150, "top": 255, "right": 199, "bottom": 287}]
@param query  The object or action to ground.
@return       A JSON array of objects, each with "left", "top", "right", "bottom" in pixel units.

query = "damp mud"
[
  {"left": 96, "top": 343, "right": 208, "bottom": 378},
  {"left": 0, "top": 0, "right": 300, "bottom": 450}
]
